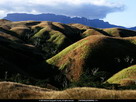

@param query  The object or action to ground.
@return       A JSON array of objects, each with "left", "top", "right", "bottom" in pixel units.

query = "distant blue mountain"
[
  {"left": 3, "top": 13, "right": 136, "bottom": 30},
  {"left": 129, "top": 27, "right": 136, "bottom": 31}
]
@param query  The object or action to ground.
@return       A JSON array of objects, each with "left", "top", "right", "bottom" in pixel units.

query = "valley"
[{"left": 1, "top": 19, "right": 136, "bottom": 99}]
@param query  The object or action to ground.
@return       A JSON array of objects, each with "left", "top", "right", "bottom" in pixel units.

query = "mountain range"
[{"left": 4, "top": 13, "right": 136, "bottom": 30}]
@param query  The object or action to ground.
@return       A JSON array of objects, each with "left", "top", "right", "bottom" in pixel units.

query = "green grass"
[
  {"left": 2, "top": 20, "right": 136, "bottom": 89},
  {"left": 107, "top": 65, "right": 136, "bottom": 84},
  {"left": 32, "top": 27, "right": 49, "bottom": 38},
  {"left": 103, "top": 28, "right": 136, "bottom": 37},
  {"left": 46, "top": 35, "right": 136, "bottom": 82},
  {"left": 103, "top": 28, "right": 119, "bottom": 36},
  {"left": 47, "top": 30, "right": 66, "bottom": 45},
  {"left": 30, "top": 27, "right": 73, "bottom": 59},
  {"left": 31, "top": 26, "right": 72, "bottom": 47},
  {"left": 46, "top": 35, "right": 111, "bottom": 82},
  {"left": 130, "top": 40, "right": 136, "bottom": 45},
  {"left": 46, "top": 37, "right": 89, "bottom": 68},
  {"left": 125, "top": 38, "right": 136, "bottom": 45},
  {"left": 82, "top": 29, "right": 101, "bottom": 37}
]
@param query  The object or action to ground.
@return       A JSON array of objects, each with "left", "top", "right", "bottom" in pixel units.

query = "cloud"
[{"left": 0, "top": 0, "right": 125, "bottom": 19}]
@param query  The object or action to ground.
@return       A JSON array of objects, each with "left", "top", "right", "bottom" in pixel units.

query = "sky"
[
  {"left": 0, "top": 0, "right": 135, "bottom": 27},
  {"left": 103, "top": 0, "right": 136, "bottom": 27}
]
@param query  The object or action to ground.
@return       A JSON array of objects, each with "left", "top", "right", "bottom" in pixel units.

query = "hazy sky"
[{"left": 0, "top": 0, "right": 135, "bottom": 27}]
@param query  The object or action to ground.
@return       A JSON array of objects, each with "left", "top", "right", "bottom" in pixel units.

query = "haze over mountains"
[{"left": 4, "top": 13, "right": 136, "bottom": 30}]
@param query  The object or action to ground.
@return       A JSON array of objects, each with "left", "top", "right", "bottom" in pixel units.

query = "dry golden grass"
[
  {"left": 10, "top": 27, "right": 30, "bottom": 36},
  {"left": 0, "top": 32, "right": 23, "bottom": 42},
  {"left": 32, "top": 21, "right": 53, "bottom": 29},
  {"left": 50, "top": 87, "right": 136, "bottom": 99},
  {"left": 0, "top": 19, "right": 12, "bottom": 26},
  {"left": 120, "top": 79, "right": 136, "bottom": 86},
  {"left": 1, "top": 82, "right": 136, "bottom": 99},
  {"left": 68, "top": 23, "right": 92, "bottom": 30},
  {"left": 82, "top": 29, "right": 104, "bottom": 37},
  {"left": 0, "top": 82, "right": 52, "bottom": 99}
]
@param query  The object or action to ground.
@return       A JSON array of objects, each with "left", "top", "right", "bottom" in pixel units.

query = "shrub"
[
  {"left": 0, "top": 73, "right": 49, "bottom": 88},
  {"left": 68, "top": 68, "right": 109, "bottom": 88}
]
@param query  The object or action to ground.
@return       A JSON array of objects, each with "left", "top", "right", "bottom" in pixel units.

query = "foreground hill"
[
  {"left": 107, "top": 65, "right": 136, "bottom": 86},
  {"left": 1, "top": 82, "right": 136, "bottom": 99}
]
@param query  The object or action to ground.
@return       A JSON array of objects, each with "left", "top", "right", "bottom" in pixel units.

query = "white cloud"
[
  {"left": 0, "top": 0, "right": 124, "bottom": 19},
  {"left": 0, "top": 10, "right": 7, "bottom": 18},
  {"left": 28, "top": 0, "right": 121, "bottom": 6}
]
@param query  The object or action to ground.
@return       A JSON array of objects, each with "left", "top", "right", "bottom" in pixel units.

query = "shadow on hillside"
[
  {"left": 0, "top": 27, "right": 19, "bottom": 38},
  {"left": 0, "top": 36, "right": 69, "bottom": 89},
  {"left": 49, "top": 22, "right": 82, "bottom": 42},
  {"left": 85, "top": 38, "right": 136, "bottom": 79}
]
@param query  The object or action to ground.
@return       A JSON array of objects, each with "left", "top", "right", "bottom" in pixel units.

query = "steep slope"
[
  {"left": 0, "top": 19, "right": 12, "bottom": 27},
  {"left": 30, "top": 21, "right": 82, "bottom": 59},
  {"left": 31, "top": 21, "right": 82, "bottom": 41},
  {"left": 0, "top": 20, "right": 41, "bottom": 41},
  {"left": 0, "top": 35, "right": 69, "bottom": 88},
  {"left": 0, "top": 36, "right": 43, "bottom": 77},
  {"left": 107, "top": 65, "right": 136, "bottom": 86},
  {"left": 1, "top": 20, "right": 136, "bottom": 89},
  {"left": 69, "top": 23, "right": 111, "bottom": 38},
  {"left": 68, "top": 23, "right": 93, "bottom": 30},
  {"left": 47, "top": 35, "right": 136, "bottom": 82},
  {"left": 103, "top": 28, "right": 136, "bottom": 37},
  {"left": 0, "top": 20, "right": 83, "bottom": 59},
  {"left": 0, "top": 20, "right": 81, "bottom": 88}
]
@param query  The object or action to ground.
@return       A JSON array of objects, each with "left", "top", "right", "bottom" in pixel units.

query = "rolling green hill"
[
  {"left": 107, "top": 65, "right": 136, "bottom": 86},
  {"left": 103, "top": 28, "right": 136, "bottom": 37},
  {"left": 47, "top": 35, "right": 136, "bottom": 82},
  {"left": 1, "top": 19, "right": 136, "bottom": 89}
]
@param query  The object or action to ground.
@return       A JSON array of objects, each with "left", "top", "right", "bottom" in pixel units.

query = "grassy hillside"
[
  {"left": 0, "top": 30, "right": 68, "bottom": 89},
  {"left": 1, "top": 82, "right": 136, "bottom": 99},
  {"left": 1, "top": 19, "right": 136, "bottom": 91},
  {"left": 47, "top": 35, "right": 104, "bottom": 81},
  {"left": 103, "top": 28, "right": 136, "bottom": 37},
  {"left": 0, "top": 35, "right": 44, "bottom": 77},
  {"left": 107, "top": 65, "right": 136, "bottom": 86},
  {"left": 0, "top": 20, "right": 83, "bottom": 59},
  {"left": 68, "top": 23, "right": 92, "bottom": 30},
  {"left": 30, "top": 23, "right": 73, "bottom": 59},
  {"left": 69, "top": 23, "right": 111, "bottom": 37},
  {"left": 47, "top": 35, "right": 136, "bottom": 83}
]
